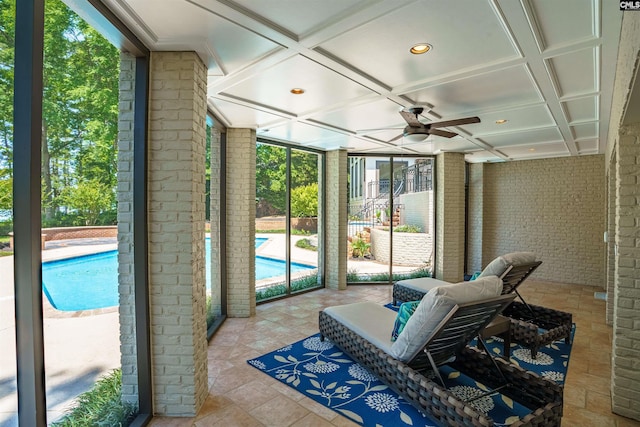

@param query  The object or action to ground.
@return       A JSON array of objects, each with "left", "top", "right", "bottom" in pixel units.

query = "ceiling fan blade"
[
  {"left": 428, "top": 129, "right": 457, "bottom": 138},
  {"left": 388, "top": 134, "right": 403, "bottom": 142},
  {"left": 399, "top": 109, "right": 423, "bottom": 127},
  {"left": 429, "top": 116, "right": 481, "bottom": 128},
  {"left": 356, "top": 126, "right": 404, "bottom": 134}
]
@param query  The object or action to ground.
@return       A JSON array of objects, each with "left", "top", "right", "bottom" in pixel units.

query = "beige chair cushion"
[
  {"left": 477, "top": 251, "right": 537, "bottom": 279},
  {"left": 390, "top": 275, "right": 503, "bottom": 362},
  {"left": 394, "top": 277, "right": 450, "bottom": 293}
]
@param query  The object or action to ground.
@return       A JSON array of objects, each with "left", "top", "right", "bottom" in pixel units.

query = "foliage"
[
  {"left": 290, "top": 182, "right": 318, "bottom": 217},
  {"left": 256, "top": 274, "right": 320, "bottom": 301},
  {"left": 0, "top": 0, "right": 119, "bottom": 225},
  {"left": 347, "top": 267, "right": 431, "bottom": 283},
  {"left": 51, "top": 369, "right": 137, "bottom": 427},
  {"left": 393, "top": 224, "right": 422, "bottom": 233},
  {"left": 0, "top": 169, "right": 11, "bottom": 210},
  {"left": 60, "top": 179, "right": 114, "bottom": 226},
  {"left": 295, "top": 238, "right": 317, "bottom": 251},
  {"left": 256, "top": 144, "right": 318, "bottom": 214},
  {"left": 0, "top": 219, "right": 11, "bottom": 235},
  {"left": 350, "top": 237, "right": 370, "bottom": 259},
  {"left": 206, "top": 295, "right": 215, "bottom": 327}
]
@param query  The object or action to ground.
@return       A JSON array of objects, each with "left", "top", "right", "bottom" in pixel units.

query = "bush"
[
  {"left": 0, "top": 219, "right": 12, "bottom": 236},
  {"left": 393, "top": 224, "right": 422, "bottom": 233},
  {"left": 51, "top": 369, "right": 137, "bottom": 427},
  {"left": 295, "top": 238, "right": 317, "bottom": 251},
  {"left": 290, "top": 183, "right": 318, "bottom": 217}
]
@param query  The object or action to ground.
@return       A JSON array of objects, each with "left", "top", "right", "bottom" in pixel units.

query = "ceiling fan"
[{"left": 360, "top": 106, "right": 481, "bottom": 142}]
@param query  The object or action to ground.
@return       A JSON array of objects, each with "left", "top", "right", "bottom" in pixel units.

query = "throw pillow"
[{"left": 390, "top": 300, "right": 420, "bottom": 342}]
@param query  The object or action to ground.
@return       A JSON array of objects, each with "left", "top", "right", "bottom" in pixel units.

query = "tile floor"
[{"left": 149, "top": 280, "right": 640, "bottom": 427}]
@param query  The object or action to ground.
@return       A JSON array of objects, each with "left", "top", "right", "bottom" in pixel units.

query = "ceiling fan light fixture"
[
  {"left": 404, "top": 133, "right": 428, "bottom": 142},
  {"left": 410, "top": 43, "right": 432, "bottom": 55},
  {"left": 290, "top": 88, "right": 305, "bottom": 94}
]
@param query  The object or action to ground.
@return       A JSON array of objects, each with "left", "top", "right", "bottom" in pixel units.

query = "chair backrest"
[
  {"left": 500, "top": 261, "right": 542, "bottom": 295},
  {"left": 407, "top": 293, "right": 516, "bottom": 367}
]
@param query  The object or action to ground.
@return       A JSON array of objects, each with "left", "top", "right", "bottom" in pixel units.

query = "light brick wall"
[
  {"left": 147, "top": 51, "right": 208, "bottom": 416},
  {"left": 612, "top": 124, "right": 640, "bottom": 419},
  {"left": 226, "top": 128, "right": 256, "bottom": 316},
  {"left": 370, "top": 227, "right": 432, "bottom": 266},
  {"left": 398, "top": 191, "right": 432, "bottom": 234},
  {"left": 481, "top": 156, "right": 605, "bottom": 286},
  {"left": 117, "top": 52, "right": 137, "bottom": 404},
  {"left": 467, "top": 163, "right": 484, "bottom": 274},
  {"left": 209, "top": 128, "right": 222, "bottom": 318},
  {"left": 435, "top": 152, "right": 465, "bottom": 282},
  {"left": 326, "top": 150, "right": 347, "bottom": 290},
  {"left": 607, "top": 152, "right": 617, "bottom": 325}
]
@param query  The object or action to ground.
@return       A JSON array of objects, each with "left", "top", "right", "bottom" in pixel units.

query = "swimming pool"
[{"left": 42, "top": 237, "right": 315, "bottom": 311}]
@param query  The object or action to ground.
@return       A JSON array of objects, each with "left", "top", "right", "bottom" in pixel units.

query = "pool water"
[{"left": 42, "top": 237, "right": 315, "bottom": 311}]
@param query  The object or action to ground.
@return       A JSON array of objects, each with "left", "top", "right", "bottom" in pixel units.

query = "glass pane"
[
  {"left": 255, "top": 143, "right": 287, "bottom": 301},
  {"left": 205, "top": 116, "right": 219, "bottom": 329},
  {"left": 36, "top": 3, "right": 127, "bottom": 423},
  {"left": 391, "top": 157, "right": 434, "bottom": 281},
  {"left": 290, "top": 149, "right": 321, "bottom": 293},
  {"left": 347, "top": 156, "right": 393, "bottom": 283}
]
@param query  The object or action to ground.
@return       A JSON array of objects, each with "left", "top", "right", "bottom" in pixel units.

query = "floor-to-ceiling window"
[
  {"left": 347, "top": 154, "right": 434, "bottom": 284},
  {"left": 9, "top": 0, "right": 152, "bottom": 424},
  {"left": 255, "top": 141, "right": 323, "bottom": 301}
]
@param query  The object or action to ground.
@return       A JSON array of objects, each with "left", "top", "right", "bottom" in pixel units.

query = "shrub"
[
  {"left": 351, "top": 237, "right": 370, "bottom": 258},
  {"left": 51, "top": 369, "right": 137, "bottom": 427},
  {"left": 393, "top": 224, "right": 422, "bottom": 233},
  {"left": 290, "top": 183, "right": 318, "bottom": 217},
  {"left": 295, "top": 238, "right": 317, "bottom": 251},
  {"left": 0, "top": 219, "right": 12, "bottom": 236}
]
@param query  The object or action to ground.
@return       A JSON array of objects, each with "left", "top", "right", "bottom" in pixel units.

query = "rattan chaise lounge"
[
  {"left": 393, "top": 252, "right": 573, "bottom": 358},
  {"left": 319, "top": 276, "right": 564, "bottom": 426}
]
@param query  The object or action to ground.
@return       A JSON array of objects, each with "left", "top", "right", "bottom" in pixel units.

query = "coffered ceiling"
[{"left": 96, "top": 0, "right": 623, "bottom": 162}]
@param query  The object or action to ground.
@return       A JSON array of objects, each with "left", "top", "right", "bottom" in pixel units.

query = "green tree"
[
  {"left": 290, "top": 183, "right": 318, "bottom": 217},
  {"left": 60, "top": 179, "right": 113, "bottom": 226}
]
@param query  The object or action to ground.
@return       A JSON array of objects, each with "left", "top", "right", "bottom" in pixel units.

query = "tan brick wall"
[
  {"left": 435, "top": 152, "right": 465, "bottom": 282},
  {"left": 607, "top": 152, "right": 617, "bottom": 325},
  {"left": 147, "top": 51, "right": 208, "bottom": 416},
  {"left": 226, "top": 128, "right": 256, "bottom": 316},
  {"left": 481, "top": 155, "right": 605, "bottom": 286},
  {"left": 326, "top": 150, "right": 347, "bottom": 290},
  {"left": 612, "top": 124, "right": 640, "bottom": 419},
  {"left": 117, "top": 52, "right": 137, "bottom": 404},
  {"left": 467, "top": 163, "right": 484, "bottom": 274},
  {"left": 209, "top": 128, "right": 222, "bottom": 318}
]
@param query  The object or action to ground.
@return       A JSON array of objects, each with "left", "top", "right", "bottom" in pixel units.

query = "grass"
[
  {"left": 51, "top": 369, "right": 137, "bottom": 427},
  {"left": 256, "top": 274, "right": 321, "bottom": 301},
  {"left": 294, "top": 238, "right": 317, "bottom": 251},
  {"left": 347, "top": 267, "right": 431, "bottom": 283}
]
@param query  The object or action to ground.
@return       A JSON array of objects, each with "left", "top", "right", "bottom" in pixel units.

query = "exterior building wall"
[
  {"left": 482, "top": 156, "right": 605, "bottom": 286},
  {"left": 146, "top": 51, "right": 208, "bottom": 416},
  {"left": 117, "top": 52, "right": 137, "bottom": 404},
  {"left": 369, "top": 227, "right": 432, "bottom": 266},
  {"left": 612, "top": 124, "right": 640, "bottom": 419},
  {"left": 226, "top": 129, "right": 256, "bottom": 317},
  {"left": 435, "top": 152, "right": 465, "bottom": 282},
  {"left": 326, "top": 150, "right": 347, "bottom": 289},
  {"left": 467, "top": 163, "right": 484, "bottom": 274},
  {"left": 398, "top": 191, "right": 432, "bottom": 234}
]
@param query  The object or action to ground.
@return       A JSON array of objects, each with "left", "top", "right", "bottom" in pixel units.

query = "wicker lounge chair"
[
  {"left": 319, "top": 276, "right": 564, "bottom": 426},
  {"left": 393, "top": 252, "right": 572, "bottom": 359}
]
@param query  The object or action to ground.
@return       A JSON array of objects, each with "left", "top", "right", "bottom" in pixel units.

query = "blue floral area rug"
[{"left": 247, "top": 324, "right": 574, "bottom": 427}]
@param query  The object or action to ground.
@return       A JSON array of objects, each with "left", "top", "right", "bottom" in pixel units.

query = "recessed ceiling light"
[
  {"left": 410, "top": 43, "right": 432, "bottom": 55},
  {"left": 529, "top": 148, "right": 536, "bottom": 152},
  {"left": 495, "top": 119, "right": 508, "bottom": 124},
  {"left": 290, "top": 88, "right": 305, "bottom": 94}
]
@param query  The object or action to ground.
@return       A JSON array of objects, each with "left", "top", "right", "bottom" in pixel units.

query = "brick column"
[
  {"left": 117, "top": 52, "right": 137, "bottom": 404},
  {"left": 435, "top": 152, "right": 465, "bottom": 282},
  {"left": 606, "top": 151, "right": 617, "bottom": 325},
  {"left": 147, "top": 51, "right": 208, "bottom": 416},
  {"left": 612, "top": 123, "right": 640, "bottom": 420},
  {"left": 226, "top": 128, "right": 256, "bottom": 316},
  {"left": 466, "top": 162, "right": 484, "bottom": 274},
  {"left": 326, "top": 150, "right": 347, "bottom": 290},
  {"left": 209, "top": 128, "right": 222, "bottom": 318}
]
